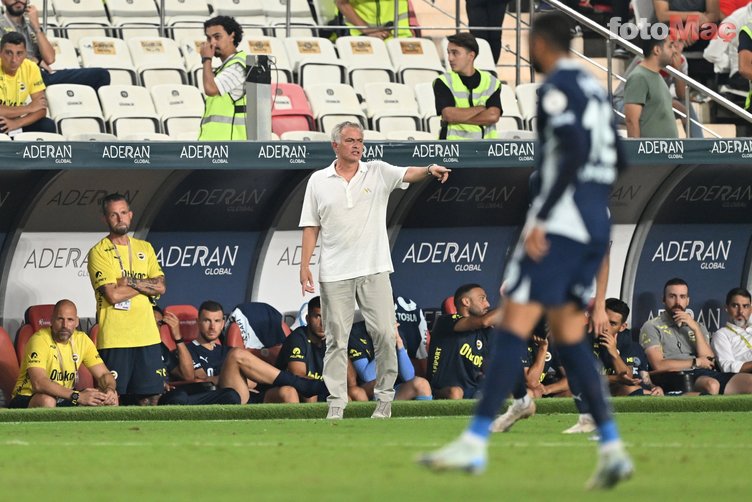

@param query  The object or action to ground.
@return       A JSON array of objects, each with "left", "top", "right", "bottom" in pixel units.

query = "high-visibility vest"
[
  {"left": 199, "top": 51, "right": 247, "bottom": 141},
  {"left": 437, "top": 70, "right": 501, "bottom": 140},
  {"left": 742, "top": 25, "right": 752, "bottom": 110},
  {"left": 345, "top": 0, "right": 411, "bottom": 39}
]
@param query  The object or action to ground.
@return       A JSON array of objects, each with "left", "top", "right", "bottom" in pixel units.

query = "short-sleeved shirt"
[
  {"left": 186, "top": 341, "right": 231, "bottom": 377},
  {"left": 13, "top": 328, "right": 102, "bottom": 398},
  {"left": 87, "top": 236, "right": 164, "bottom": 349},
  {"left": 639, "top": 311, "right": 710, "bottom": 360},
  {"left": 623, "top": 64, "right": 678, "bottom": 138},
  {"left": 521, "top": 340, "right": 563, "bottom": 384},
  {"left": 299, "top": 160, "right": 408, "bottom": 282},
  {"left": 427, "top": 314, "right": 490, "bottom": 389},
  {"left": 277, "top": 327, "right": 325, "bottom": 380},
  {"left": 214, "top": 51, "right": 247, "bottom": 102},
  {"left": 433, "top": 70, "right": 502, "bottom": 140},
  {"left": 0, "top": 16, "right": 43, "bottom": 63},
  {"left": 589, "top": 330, "right": 649, "bottom": 376},
  {"left": 0, "top": 58, "right": 45, "bottom": 107}
]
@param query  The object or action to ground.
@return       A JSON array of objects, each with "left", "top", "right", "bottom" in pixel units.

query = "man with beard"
[
  {"left": 87, "top": 193, "right": 167, "bottom": 405},
  {"left": 712, "top": 288, "right": 752, "bottom": 376},
  {"left": 9, "top": 299, "right": 118, "bottom": 408},
  {"left": 640, "top": 278, "right": 752, "bottom": 394}
]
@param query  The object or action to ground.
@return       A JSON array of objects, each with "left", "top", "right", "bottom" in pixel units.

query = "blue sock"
[
  {"left": 415, "top": 395, "right": 433, "bottom": 401},
  {"left": 599, "top": 420, "right": 620, "bottom": 444},
  {"left": 467, "top": 329, "right": 528, "bottom": 440},
  {"left": 557, "top": 339, "right": 616, "bottom": 439}
]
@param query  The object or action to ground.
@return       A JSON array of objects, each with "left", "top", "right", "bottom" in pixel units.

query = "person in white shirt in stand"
[{"left": 712, "top": 287, "right": 752, "bottom": 374}]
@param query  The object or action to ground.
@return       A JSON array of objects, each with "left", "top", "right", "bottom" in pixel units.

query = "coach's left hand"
[{"left": 524, "top": 225, "right": 549, "bottom": 262}]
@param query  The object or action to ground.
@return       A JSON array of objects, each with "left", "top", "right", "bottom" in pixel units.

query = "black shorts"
[
  {"left": 653, "top": 369, "right": 736, "bottom": 394},
  {"left": 8, "top": 395, "right": 74, "bottom": 408},
  {"left": 691, "top": 369, "right": 736, "bottom": 395},
  {"left": 99, "top": 344, "right": 166, "bottom": 396}
]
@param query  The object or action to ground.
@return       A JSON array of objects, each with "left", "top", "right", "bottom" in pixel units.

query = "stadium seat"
[
  {"left": 244, "top": 36, "right": 293, "bottom": 84},
  {"left": 149, "top": 84, "right": 204, "bottom": 137},
  {"left": 440, "top": 37, "right": 498, "bottom": 76},
  {"left": 13, "top": 132, "right": 67, "bottom": 141},
  {"left": 499, "top": 129, "right": 536, "bottom": 140},
  {"left": 384, "top": 130, "right": 435, "bottom": 140},
  {"left": 169, "top": 21, "right": 208, "bottom": 42},
  {"left": 52, "top": 0, "right": 110, "bottom": 45},
  {"left": 442, "top": 296, "right": 457, "bottom": 315},
  {"left": 162, "top": 0, "right": 211, "bottom": 29},
  {"left": 363, "top": 82, "right": 421, "bottom": 132},
  {"left": 271, "top": 83, "right": 315, "bottom": 136},
  {"left": 97, "top": 85, "right": 161, "bottom": 137},
  {"left": 264, "top": 0, "right": 318, "bottom": 37},
  {"left": 120, "top": 133, "right": 173, "bottom": 141},
  {"left": 335, "top": 36, "right": 396, "bottom": 96},
  {"left": 0, "top": 327, "right": 19, "bottom": 406},
  {"left": 499, "top": 83, "right": 525, "bottom": 129},
  {"left": 45, "top": 84, "right": 106, "bottom": 136},
  {"left": 280, "top": 131, "right": 329, "bottom": 141},
  {"left": 213, "top": 0, "right": 267, "bottom": 27},
  {"left": 52, "top": 0, "right": 107, "bottom": 18},
  {"left": 179, "top": 38, "right": 222, "bottom": 89},
  {"left": 107, "top": 0, "right": 161, "bottom": 40},
  {"left": 363, "top": 129, "right": 386, "bottom": 140},
  {"left": 283, "top": 37, "right": 346, "bottom": 88},
  {"left": 14, "top": 304, "right": 55, "bottom": 365},
  {"left": 0, "top": 133, "right": 11, "bottom": 141},
  {"left": 79, "top": 37, "right": 138, "bottom": 86},
  {"left": 304, "top": 83, "right": 366, "bottom": 132},
  {"left": 514, "top": 83, "right": 541, "bottom": 129},
  {"left": 127, "top": 37, "right": 189, "bottom": 87},
  {"left": 48, "top": 36, "right": 80, "bottom": 70},
  {"left": 385, "top": 37, "right": 444, "bottom": 87},
  {"left": 413, "top": 82, "right": 440, "bottom": 133},
  {"left": 67, "top": 132, "right": 118, "bottom": 141},
  {"left": 164, "top": 305, "right": 199, "bottom": 343}
]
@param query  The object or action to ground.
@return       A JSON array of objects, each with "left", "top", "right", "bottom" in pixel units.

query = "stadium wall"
[{"left": 0, "top": 138, "right": 750, "bottom": 336}]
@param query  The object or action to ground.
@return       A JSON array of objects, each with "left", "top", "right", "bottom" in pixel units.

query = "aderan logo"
[
  {"left": 258, "top": 144, "right": 307, "bottom": 164},
  {"left": 650, "top": 307, "right": 723, "bottom": 333},
  {"left": 46, "top": 189, "right": 138, "bottom": 207},
  {"left": 402, "top": 241, "right": 488, "bottom": 272},
  {"left": 175, "top": 188, "right": 266, "bottom": 212},
  {"left": 676, "top": 185, "right": 752, "bottom": 208},
  {"left": 23, "top": 247, "right": 90, "bottom": 277},
  {"left": 426, "top": 185, "right": 516, "bottom": 210},
  {"left": 362, "top": 144, "right": 384, "bottom": 161},
  {"left": 637, "top": 140, "right": 684, "bottom": 159},
  {"left": 412, "top": 143, "right": 460, "bottom": 163},
  {"left": 651, "top": 239, "right": 731, "bottom": 270},
  {"left": 22, "top": 144, "right": 73, "bottom": 164},
  {"left": 710, "top": 139, "right": 752, "bottom": 158},
  {"left": 102, "top": 145, "right": 151, "bottom": 164},
  {"left": 610, "top": 184, "right": 642, "bottom": 204},
  {"left": 156, "top": 245, "right": 238, "bottom": 276},
  {"left": 487, "top": 142, "right": 535, "bottom": 162},
  {"left": 180, "top": 144, "right": 230, "bottom": 164},
  {"left": 277, "top": 245, "right": 321, "bottom": 266}
]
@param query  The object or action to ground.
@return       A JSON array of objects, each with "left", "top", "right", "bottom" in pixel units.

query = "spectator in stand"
[
  {"left": 712, "top": 287, "right": 752, "bottom": 374},
  {"left": 9, "top": 299, "right": 118, "bottom": 408},
  {"left": 738, "top": 22, "right": 752, "bottom": 110},
  {"left": 198, "top": 16, "right": 247, "bottom": 141},
  {"left": 465, "top": 0, "right": 510, "bottom": 63},
  {"left": 348, "top": 320, "right": 433, "bottom": 401},
  {"left": 0, "top": 31, "right": 54, "bottom": 135},
  {"left": 434, "top": 33, "right": 502, "bottom": 140},
  {"left": 624, "top": 31, "right": 679, "bottom": 138},
  {"left": 652, "top": 0, "right": 721, "bottom": 50},
  {"left": 640, "top": 277, "right": 752, "bottom": 394},
  {"left": 523, "top": 324, "right": 570, "bottom": 399},
  {"left": 592, "top": 298, "right": 663, "bottom": 397},
  {"left": 160, "top": 300, "right": 325, "bottom": 405},
  {"left": 0, "top": 0, "right": 110, "bottom": 90},
  {"left": 336, "top": 0, "right": 411, "bottom": 39},
  {"left": 427, "top": 284, "right": 500, "bottom": 399}
]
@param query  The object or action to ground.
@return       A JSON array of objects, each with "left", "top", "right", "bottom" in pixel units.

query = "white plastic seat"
[
  {"left": 386, "top": 38, "right": 444, "bottom": 87},
  {"left": 263, "top": 0, "right": 317, "bottom": 36},
  {"left": 67, "top": 132, "right": 118, "bottom": 141},
  {"left": 283, "top": 37, "right": 345, "bottom": 87},
  {"left": 127, "top": 37, "right": 189, "bottom": 87},
  {"left": 269, "top": 22, "right": 317, "bottom": 38},
  {"left": 57, "top": 21, "right": 110, "bottom": 47},
  {"left": 363, "top": 82, "right": 420, "bottom": 132},
  {"left": 499, "top": 129, "right": 536, "bottom": 140},
  {"left": 149, "top": 84, "right": 204, "bottom": 137},
  {"left": 304, "top": 83, "right": 366, "bottom": 132},
  {"left": 52, "top": 0, "right": 107, "bottom": 17},
  {"left": 440, "top": 37, "right": 498, "bottom": 76},
  {"left": 336, "top": 36, "right": 395, "bottom": 97},
  {"left": 97, "top": 85, "right": 161, "bottom": 137},
  {"left": 0, "top": 133, "right": 11, "bottom": 141},
  {"left": 108, "top": 0, "right": 160, "bottom": 23},
  {"left": 213, "top": 0, "right": 264, "bottom": 17},
  {"left": 13, "top": 132, "right": 67, "bottom": 141},
  {"left": 179, "top": 38, "right": 222, "bottom": 89},
  {"left": 514, "top": 83, "right": 541, "bottom": 129},
  {"left": 48, "top": 36, "right": 80, "bottom": 70},
  {"left": 384, "top": 130, "right": 436, "bottom": 141},
  {"left": 244, "top": 36, "right": 293, "bottom": 84},
  {"left": 120, "top": 133, "right": 172, "bottom": 141},
  {"left": 163, "top": 0, "right": 211, "bottom": 27},
  {"left": 45, "top": 84, "right": 105, "bottom": 136},
  {"left": 79, "top": 37, "right": 137, "bottom": 85},
  {"left": 413, "top": 82, "right": 440, "bottom": 132},
  {"left": 169, "top": 21, "right": 208, "bottom": 42},
  {"left": 280, "top": 131, "right": 329, "bottom": 141},
  {"left": 500, "top": 83, "right": 524, "bottom": 129},
  {"left": 362, "top": 129, "right": 386, "bottom": 140}
]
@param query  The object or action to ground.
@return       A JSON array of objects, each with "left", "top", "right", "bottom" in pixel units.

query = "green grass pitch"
[{"left": 1, "top": 400, "right": 751, "bottom": 501}]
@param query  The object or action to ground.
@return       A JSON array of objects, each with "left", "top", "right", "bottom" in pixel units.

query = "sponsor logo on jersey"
[
  {"left": 651, "top": 239, "right": 730, "bottom": 270},
  {"left": 22, "top": 144, "right": 73, "bottom": 164}
]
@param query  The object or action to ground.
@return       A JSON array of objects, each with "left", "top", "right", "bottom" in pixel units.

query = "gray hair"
[{"left": 331, "top": 121, "right": 363, "bottom": 144}]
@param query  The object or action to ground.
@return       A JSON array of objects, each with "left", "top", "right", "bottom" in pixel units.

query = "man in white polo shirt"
[
  {"left": 299, "top": 120, "right": 451, "bottom": 420},
  {"left": 713, "top": 287, "right": 752, "bottom": 375}
]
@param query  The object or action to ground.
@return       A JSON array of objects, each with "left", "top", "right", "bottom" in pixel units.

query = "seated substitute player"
[
  {"left": 523, "top": 325, "right": 570, "bottom": 399},
  {"left": 9, "top": 299, "right": 118, "bottom": 408},
  {"left": 712, "top": 288, "right": 752, "bottom": 375},
  {"left": 348, "top": 320, "right": 433, "bottom": 402},
  {"left": 395, "top": 295, "right": 429, "bottom": 377},
  {"left": 420, "top": 12, "right": 633, "bottom": 489},
  {"left": 592, "top": 298, "right": 662, "bottom": 397},
  {"left": 427, "top": 284, "right": 500, "bottom": 400},
  {"left": 640, "top": 278, "right": 752, "bottom": 395}
]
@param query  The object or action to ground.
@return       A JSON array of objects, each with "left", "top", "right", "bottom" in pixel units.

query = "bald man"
[{"left": 9, "top": 299, "right": 118, "bottom": 408}]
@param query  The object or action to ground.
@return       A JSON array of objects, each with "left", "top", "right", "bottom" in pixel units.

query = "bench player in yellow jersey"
[{"left": 87, "top": 193, "right": 167, "bottom": 405}]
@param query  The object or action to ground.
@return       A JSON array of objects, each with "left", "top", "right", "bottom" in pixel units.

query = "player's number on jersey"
[{"left": 582, "top": 100, "right": 616, "bottom": 166}]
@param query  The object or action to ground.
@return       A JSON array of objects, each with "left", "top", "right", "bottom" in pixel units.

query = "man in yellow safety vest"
[{"left": 336, "top": 0, "right": 411, "bottom": 39}]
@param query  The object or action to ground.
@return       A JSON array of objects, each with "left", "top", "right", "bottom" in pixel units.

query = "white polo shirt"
[
  {"left": 712, "top": 322, "right": 752, "bottom": 373},
  {"left": 299, "top": 159, "right": 408, "bottom": 282}
]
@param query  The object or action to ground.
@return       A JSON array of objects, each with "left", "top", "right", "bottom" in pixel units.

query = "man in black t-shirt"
[
  {"left": 433, "top": 32, "right": 502, "bottom": 140},
  {"left": 395, "top": 295, "right": 429, "bottom": 376},
  {"left": 522, "top": 328, "right": 569, "bottom": 399},
  {"left": 428, "top": 284, "right": 501, "bottom": 399}
]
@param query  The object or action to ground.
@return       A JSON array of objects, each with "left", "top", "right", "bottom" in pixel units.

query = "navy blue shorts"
[
  {"left": 8, "top": 395, "right": 74, "bottom": 408},
  {"left": 504, "top": 234, "right": 608, "bottom": 308},
  {"left": 692, "top": 369, "right": 735, "bottom": 395},
  {"left": 99, "top": 344, "right": 166, "bottom": 396}
]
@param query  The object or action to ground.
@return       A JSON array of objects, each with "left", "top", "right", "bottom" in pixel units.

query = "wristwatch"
[
  {"left": 201, "top": 56, "right": 212, "bottom": 63},
  {"left": 70, "top": 391, "right": 80, "bottom": 406}
]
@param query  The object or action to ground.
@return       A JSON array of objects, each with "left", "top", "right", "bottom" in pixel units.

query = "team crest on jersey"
[
  {"left": 476, "top": 340, "right": 483, "bottom": 350},
  {"left": 542, "top": 88, "right": 567, "bottom": 115},
  {"left": 137, "top": 252, "right": 146, "bottom": 260}
]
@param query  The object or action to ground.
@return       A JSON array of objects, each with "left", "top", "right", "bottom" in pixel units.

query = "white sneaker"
[
  {"left": 586, "top": 444, "right": 634, "bottom": 490},
  {"left": 490, "top": 398, "right": 536, "bottom": 433},
  {"left": 371, "top": 400, "right": 392, "bottom": 419},
  {"left": 417, "top": 434, "right": 487, "bottom": 474},
  {"left": 326, "top": 405, "right": 344, "bottom": 420},
  {"left": 562, "top": 414, "right": 596, "bottom": 434}
]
